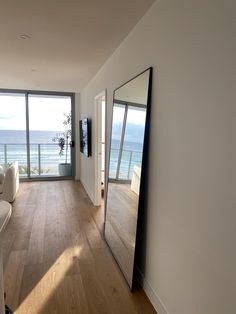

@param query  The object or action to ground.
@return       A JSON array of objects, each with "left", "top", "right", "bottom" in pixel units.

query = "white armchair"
[
  {"left": 131, "top": 165, "right": 141, "bottom": 195},
  {"left": 0, "top": 161, "right": 19, "bottom": 203}
]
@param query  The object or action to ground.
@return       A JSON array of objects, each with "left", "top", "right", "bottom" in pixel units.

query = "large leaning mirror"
[{"left": 104, "top": 68, "right": 152, "bottom": 289}]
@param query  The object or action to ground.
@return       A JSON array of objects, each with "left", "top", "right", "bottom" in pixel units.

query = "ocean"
[
  {"left": 0, "top": 130, "right": 68, "bottom": 175},
  {"left": 0, "top": 130, "right": 61, "bottom": 144},
  {"left": 0, "top": 130, "right": 143, "bottom": 179}
]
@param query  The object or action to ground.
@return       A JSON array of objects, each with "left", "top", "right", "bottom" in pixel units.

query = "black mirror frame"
[{"left": 104, "top": 67, "right": 153, "bottom": 290}]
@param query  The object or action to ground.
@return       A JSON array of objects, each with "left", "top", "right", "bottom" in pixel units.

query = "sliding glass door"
[
  {"left": 0, "top": 91, "right": 74, "bottom": 179},
  {"left": 28, "top": 94, "right": 72, "bottom": 177},
  {"left": 0, "top": 93, "right": 28, "bottom": 175}
]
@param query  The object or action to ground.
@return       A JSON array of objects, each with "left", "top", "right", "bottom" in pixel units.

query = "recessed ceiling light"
[{"left": 18, "top": 34, "right": 31, "bottom": 40}]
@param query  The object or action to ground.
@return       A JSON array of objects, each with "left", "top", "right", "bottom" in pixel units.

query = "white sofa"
[
  {"left": 0, "top": 161, "right": 19, "bottom": 202},
  {"left": 0, "top": 200, "right": 12, "bottom": 313}
]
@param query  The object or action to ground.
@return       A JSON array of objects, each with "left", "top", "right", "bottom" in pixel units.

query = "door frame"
[{"left": 94, "top": 90, "right": 106, "bottom": 206}]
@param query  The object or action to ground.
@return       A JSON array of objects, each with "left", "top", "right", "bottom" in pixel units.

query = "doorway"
[{"left": 94, "top": 91, "right": 106, "bottom": 206}]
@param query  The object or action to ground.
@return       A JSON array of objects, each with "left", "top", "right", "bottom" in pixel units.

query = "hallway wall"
[{"left": 78, "top": 1, "right": 236, "bottom": 313}]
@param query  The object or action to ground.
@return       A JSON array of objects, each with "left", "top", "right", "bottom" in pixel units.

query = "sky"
[
  {"left": 113, "top": 103, "right": 146, "bottom": 126},
  {"left": 0, "top": 94, "right": 145, "bottom": 133},
  {"left": 0, "top": 94, "right": 71, "bottom": 131}
]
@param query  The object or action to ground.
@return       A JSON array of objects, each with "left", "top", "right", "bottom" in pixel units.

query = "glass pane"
[
  {"left": 119, "top": 106, "right": 146, "bottom": 180},
  {"left": 28, "top": 95, "right": 72, "bottom": 177},
  {"left": 109, "top": 104, "right": 125, "bottom": 178},
  {"left": 0, "top": 93, "right": 27, "bottom": 176},
  {"left": 105, "top": 68, "right": 151, "bottom": 288}
]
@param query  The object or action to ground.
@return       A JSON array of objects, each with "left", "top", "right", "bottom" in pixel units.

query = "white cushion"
[
  {"left": 0, "top": 166, "right": 5, "bottom": 190},
  {"left": 0, "top": 161, "right": 19, "bottom": 202},
  {"left": 0, "top": 200, "right": 12, "bottom": 232},
  {"left": 0, "top": 173, "right": 4, "bottom": 184},
  {"left": 0, "top": 165, "right": 4, "bottom": 173}
]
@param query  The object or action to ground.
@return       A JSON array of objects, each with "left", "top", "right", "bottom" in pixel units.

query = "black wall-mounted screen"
[{"left": 79, "top": 118, "right": 91, "bottom": 157}]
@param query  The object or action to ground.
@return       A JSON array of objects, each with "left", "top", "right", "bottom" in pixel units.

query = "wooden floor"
[{"left": 2, "top": 180, "right": 156, "bottom": 314}]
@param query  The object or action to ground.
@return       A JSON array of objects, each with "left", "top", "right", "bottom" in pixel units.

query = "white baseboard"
[
  {"left": 80, "top": 179, "right": 95, "bottom": 205},
  {"left": 136, "top": 268, "right": 169, "bottom": 314}
]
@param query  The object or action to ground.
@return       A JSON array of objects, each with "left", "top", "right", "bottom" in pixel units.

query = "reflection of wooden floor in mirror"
[
  {"left": 107, "top": 183, "right": 138, "bottom": 250},
  {"left": 105, "top": 182, "right": 139, "bottom": 284}
]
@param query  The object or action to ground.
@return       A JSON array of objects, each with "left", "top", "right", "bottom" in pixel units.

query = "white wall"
[{"left": 79, "top": 1, "right": 236, "bottom": 313}]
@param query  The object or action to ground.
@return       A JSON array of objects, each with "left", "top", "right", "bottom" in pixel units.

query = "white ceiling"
[{"left": 0, "top": 0, "right": 154, "bottom": 92}]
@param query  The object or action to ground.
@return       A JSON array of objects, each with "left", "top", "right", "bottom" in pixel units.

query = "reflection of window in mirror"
[
  {"left": 109, "top": 104, "right": 125, "bottom": 179},
  {"left": 120, "top": 106, "right": 146, "bottom": 183},
  {"left": 110, "top": 103, "right": 146, "bottom": 184}
]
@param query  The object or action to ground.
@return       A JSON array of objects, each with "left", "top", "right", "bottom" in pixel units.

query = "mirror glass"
[{"left": 104, "top": 68, "right": 152, "bottom": 288}]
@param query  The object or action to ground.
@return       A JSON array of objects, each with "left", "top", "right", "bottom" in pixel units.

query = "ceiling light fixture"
[{"left": 18, "top": 34, "right": 31, "bottom": 40}]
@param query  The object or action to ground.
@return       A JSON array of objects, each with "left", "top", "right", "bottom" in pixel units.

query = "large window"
[{"left": 0, "top": 91, "right": 74, "bottom": 179}]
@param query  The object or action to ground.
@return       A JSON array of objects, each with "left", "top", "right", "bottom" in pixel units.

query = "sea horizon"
[
  {"left": 0, "top": 129, "right": 143, "bottom": 179},
  {"left": 0, "top": 129, "right": 62, "bottom": 144}
]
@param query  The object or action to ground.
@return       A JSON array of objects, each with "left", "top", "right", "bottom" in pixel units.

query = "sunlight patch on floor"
[{"left": 15, "top": 245, "right": 82, "bottom": 314}]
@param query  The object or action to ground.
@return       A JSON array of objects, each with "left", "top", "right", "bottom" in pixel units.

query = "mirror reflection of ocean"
[{"left": 110, "top": 139, "right": 143, "bottom": 180}]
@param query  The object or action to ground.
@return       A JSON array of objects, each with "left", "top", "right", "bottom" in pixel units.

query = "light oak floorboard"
[{"left": 2, "top": 180, "right": 156, "bottom": 314}]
